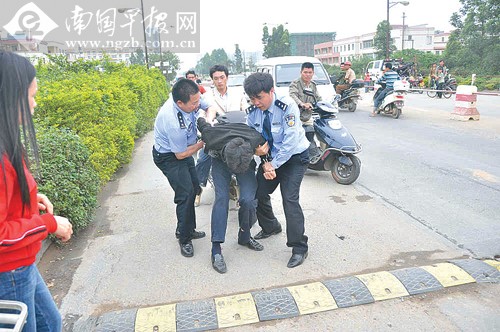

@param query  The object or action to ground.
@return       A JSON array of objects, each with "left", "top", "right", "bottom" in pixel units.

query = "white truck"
[{"left": 255, "top": 56, "right": 336, "bottom": 103}]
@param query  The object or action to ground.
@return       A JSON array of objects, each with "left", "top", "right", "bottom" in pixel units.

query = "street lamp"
[
  {"left": 386, "top": 0, "right": 409, "bottom": 59},
  {"left": 118, "top": 0, "right": 149, "bottom": 68}
]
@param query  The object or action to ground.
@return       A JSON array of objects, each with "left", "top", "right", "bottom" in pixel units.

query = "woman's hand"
[
  {"left": 54, "top": 216, "right": 73, "bottom": 242},
  {"left": 37, "top": 193, "right": 53, "bottom": 214}
]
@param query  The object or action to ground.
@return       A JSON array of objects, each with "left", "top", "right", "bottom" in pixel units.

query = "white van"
[
  {"left": 365, "top": 59, "right": 402, "bottom": 81},
  {"left": 365, "top": 60, "right": 385, "bottom": 81},
  {"left": 255, "top": 56, "right": 335, "bottom": 103}
]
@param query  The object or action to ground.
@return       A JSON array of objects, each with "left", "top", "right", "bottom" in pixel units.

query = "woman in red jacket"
[{"left": 0, "top": 51, "right": 73, "bottom": 331}]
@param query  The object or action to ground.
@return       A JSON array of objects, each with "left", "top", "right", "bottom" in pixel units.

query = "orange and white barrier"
[{"left": 451, "top": 85, "right": 479, "bottom": 121}]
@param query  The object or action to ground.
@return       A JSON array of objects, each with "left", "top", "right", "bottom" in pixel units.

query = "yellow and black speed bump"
[
  {"left": 251, "top": 288, "right": 299, "bottom": 321},
  {"left": 322, "top": 276, "right": 374, "bottom": 308},
  {"left": 448, "top": 259, "right": 500, "bottom": 283},
  {"left": 390, "top": 267, "right": 444, "bottom": 295},
  {"left": 175, "top": 299, "right": 218, "bottom": 331},
  {"left": 90, "top": 259, "right": 499, "bottom": 331}
]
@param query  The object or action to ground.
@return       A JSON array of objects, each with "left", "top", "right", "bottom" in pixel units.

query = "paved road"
[
  {"left": 38, "top": 91, "right": 499, "bottom": 331},
  {"left": 347, "top": 92, "right": 500, "bottom": 258}
]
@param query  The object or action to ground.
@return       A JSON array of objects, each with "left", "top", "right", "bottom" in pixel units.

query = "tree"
[
  {"left": 195, "top": 49, "right": 231, "bottom": 76},
  {"left": 262, "top": 24, "right": 290, "bottom": 58},
  {"left": 444, "top": 0, "right": 500, "bottom": 75},
  {"left": 373, "top": 21, "right": 396, "bottom": 59},
  {"left": 129, "top": 48, "right": 145, "bottom": 65},
  {"left": 234, "top": 44, "right": 243, "bottom": 73},
  {"left": 148, "top": 51, "right": 180, "bottom": 82},
  {"left": 391, "top": 49, "right": 440, "bottom": 76}
]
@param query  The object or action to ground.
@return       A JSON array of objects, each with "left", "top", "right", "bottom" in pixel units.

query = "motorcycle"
[
  {"left": 302, "top": 90, "right": 362, "bottom": 185},
  {"left": 444, "top": 74, "right": 457, "bottom": 91},
  {"left": 331, "top": 75, "right": 365, "bottom": 112},
  {"left": 373, "top": 80, "right": 409, "bottom": 119},
  {"left": 406, "top": 74, "right": 424, "bottom": 94}
]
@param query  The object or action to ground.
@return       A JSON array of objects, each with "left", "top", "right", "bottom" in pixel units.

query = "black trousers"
[
  {"left": 255, "top": 150, "right": 309, "bottom": 254},
  {"left": 152, "top": 147, "right": 200, "bottom": 244}
]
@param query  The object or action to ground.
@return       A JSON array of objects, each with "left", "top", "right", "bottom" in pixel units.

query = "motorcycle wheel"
[
  {"left": 331, "top": 155, "right": 361, "bottom": 185},
  {"left": 392, "top": 105, "right": 401, "bottom": 119},
  {"left": 443, "top": 86, "right": 453, "bottom": 99},
  {"left": 418, "top": 89, "right": 423, "bottom": 94},
  {"left": 427, "top": 89, "right": 437, "bottom": 98},
  {"left": 347, "top": 102, "right": 357, "bottom": 112}
]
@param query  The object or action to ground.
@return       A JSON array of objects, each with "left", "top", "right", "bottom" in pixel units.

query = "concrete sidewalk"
[{"left": 49, "top": 130, "right": 499, "bottom": 331}]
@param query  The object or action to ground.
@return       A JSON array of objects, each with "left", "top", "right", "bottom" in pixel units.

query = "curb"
[{"left": 83, "top": 259, "right": 500, "bottom": 331}]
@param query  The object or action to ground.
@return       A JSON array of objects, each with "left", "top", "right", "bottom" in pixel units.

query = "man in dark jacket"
[{"left": 197, "top": 117, "right": 269, "bottom": 273}]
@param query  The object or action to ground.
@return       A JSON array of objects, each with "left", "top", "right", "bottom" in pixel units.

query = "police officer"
[
  {"left": 244, "top": 72, "right": 310, "bottom": 268},
  {"left": 152, "top": 78, "right": 216, "bottom": 258}
]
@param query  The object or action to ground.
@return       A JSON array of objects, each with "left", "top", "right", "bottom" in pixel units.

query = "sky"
[{"left": 178, "top": 0, "right": 462, "bottom": 72}]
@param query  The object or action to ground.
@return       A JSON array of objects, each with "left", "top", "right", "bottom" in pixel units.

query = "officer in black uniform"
[
  {"left": 244, "top": 72, "right": 310, "bottom": 268},
  {"left": 152, "top": 79, "right": 217, "bottom": 258}
]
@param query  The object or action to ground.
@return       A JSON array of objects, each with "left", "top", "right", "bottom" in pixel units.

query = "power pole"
[{"left": 402, "top": 12, "right": 406, "bottom": 53}]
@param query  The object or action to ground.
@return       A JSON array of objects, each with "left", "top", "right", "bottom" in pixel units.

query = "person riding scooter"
[
  {"left": 289, "top": 62, "right": 322, "bottom": 158},
  {"left": 371, "top": 63, "right": 401, "bottom": 117},
  {"left": 335, "top": 61, "right": 356, "bottom": 95}
]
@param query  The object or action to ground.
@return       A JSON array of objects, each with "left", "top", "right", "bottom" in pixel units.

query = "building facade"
[
  {"left": 315, "top": 24, "right": 445, "bottom": 66},
  {"left": 290, "top": 32, "right": 336, "bottom": 57}
]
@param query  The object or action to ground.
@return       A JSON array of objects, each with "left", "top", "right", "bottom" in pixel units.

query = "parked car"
[
  {"left": 365, "top": 59, "right": 403, "bottom": 82},
  {"left": 255, "top": 56, "right": 336, "bottom": 103}
]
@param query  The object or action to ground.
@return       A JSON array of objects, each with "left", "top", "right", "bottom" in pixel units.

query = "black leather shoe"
[
  {"left": 176, "top": 230, "right": 206, "bottom": 240},
  {"left": 180, "top": 241, "right": 194, "bottom": 257},
  {"left": 238, "top": 237, "right": 264, "bottom": 251},
  {"left": 192, "top": 230, "right": 206, "bottom": 239},
  {"left": 254, "top": 226, "right": 282, "bottom": 240},
  {"left": 287, "top": 252, "right": 308, "bottom": 268},
  {"left": 211, "top": 254, "right": 227, "bottom": 274}
]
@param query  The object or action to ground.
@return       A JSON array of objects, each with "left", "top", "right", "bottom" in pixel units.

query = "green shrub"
[
  {"left": 35, "top": 72, "right": 137, "bottom": 183},
  {"left": 35, "top": 125, "right": 100, "bottom": 232},
  {"left": 454, "top": 75, "right": 500, "bottom": 91}
]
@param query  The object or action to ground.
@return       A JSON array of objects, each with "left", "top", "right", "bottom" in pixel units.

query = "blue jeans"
[
  {"left": 373, "top": 87, "right": 390, "bottom": 109},
  {"left": 0, "top": 264, "right": 62, "bottom": 332},
  {"left": 196, "top": 149, "right": 212, "bottom": 187},
  {"left": 256, "top": 151, "right": 309, "bottom": 254},
  {"left": 211, "top": 157, "right": 257, "bottom": 244}
]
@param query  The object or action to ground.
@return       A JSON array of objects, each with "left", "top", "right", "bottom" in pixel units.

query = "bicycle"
[{"left": 426, "top": 82, "right": 453, "bottom": 99}]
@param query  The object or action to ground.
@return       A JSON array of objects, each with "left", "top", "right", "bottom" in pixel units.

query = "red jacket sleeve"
[{"left": 0, "top": 160, "right": 57, "bottom": 254}]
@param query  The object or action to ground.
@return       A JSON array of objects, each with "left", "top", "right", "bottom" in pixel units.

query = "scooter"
[
  {"left": 0, "top": 300, "right": 27, "bottom": 331},
  {"left": 373, "top": 80, "right": 409, "bottom": 119},
  {"left": 302, "top": 90, "right": 362, "bottom": 185},
  {"left": 331, "top": 76, "right": 365, "bottom": 112}
]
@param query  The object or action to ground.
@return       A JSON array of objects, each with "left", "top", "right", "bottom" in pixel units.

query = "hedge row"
[
  {"left": 33, "top": 58, "right": 169, "bottom": 231},
  {"left": 35, "top": 126, "right": 100, "bottom": 232},
  {"left": 35, "top": 58, "right": 168, "bottom": 183}
]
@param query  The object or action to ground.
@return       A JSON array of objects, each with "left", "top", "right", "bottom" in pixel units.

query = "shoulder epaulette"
[
  {"left": 246, "top": 105, "right": 257, "bottom": 113},
  {"left": 274, "top": 99, "right": 288, "bottom": 111},
  {"left": 177, "top": 111, "right": 186, "bottom": 129}
]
